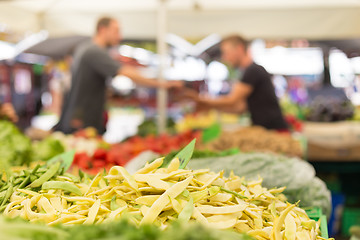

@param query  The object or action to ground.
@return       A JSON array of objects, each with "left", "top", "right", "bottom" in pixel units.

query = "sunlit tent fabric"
[{"left": 1, "top": 0, "right": 360, "bottom": 40}]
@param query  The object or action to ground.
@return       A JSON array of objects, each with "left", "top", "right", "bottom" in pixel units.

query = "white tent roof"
[{"left": 1, "top": 0, "right": 360, "bottom": 40}]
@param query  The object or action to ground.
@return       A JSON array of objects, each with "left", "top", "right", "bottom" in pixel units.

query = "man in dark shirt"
[
  {"left": 185, "top": 35, "right": 287, "bottom": 130},
  {"left": 56, "top": 17, "right": 181, "bottom": 134}
]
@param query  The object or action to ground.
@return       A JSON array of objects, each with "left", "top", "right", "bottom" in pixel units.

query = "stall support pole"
[{"left": 156, "top": 0, "right": 168, "bottom": 134}]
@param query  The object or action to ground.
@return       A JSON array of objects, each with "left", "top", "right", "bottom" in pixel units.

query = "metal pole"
[{"left": 156, "top": 0, "right": 168, "bottom": 134}]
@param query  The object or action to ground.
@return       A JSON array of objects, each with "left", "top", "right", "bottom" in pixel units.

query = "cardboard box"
[
  {"left": 307, "top": 142, "right": 360, "bottom": 161},
  {"left": 304, "top": 122, "right": 360, "bottom": 161},
  {"left": 304, "top": 121, "right": 360, "bottom": 148}
]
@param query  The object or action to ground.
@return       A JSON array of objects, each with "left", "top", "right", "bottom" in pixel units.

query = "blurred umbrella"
[
  {"left": 24, "top": 35, "right": 90, "bottom": 59},
  {"left": 0, "top": 40, "right": 16, "bottom": 60},
  {"left": 311, "top": 38, "right": 360, "bottom": 58}
]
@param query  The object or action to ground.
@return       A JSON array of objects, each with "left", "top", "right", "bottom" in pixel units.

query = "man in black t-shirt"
[
  {"left": 185, "top": 35, "right": 287, "bottom": 130},
  {"left": 56, "top": 17, "right": 182, "bottom": 134}
]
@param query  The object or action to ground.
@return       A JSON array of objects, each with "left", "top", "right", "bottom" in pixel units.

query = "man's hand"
[
  {"left": 164, "top": 80, "right": 184, "bottom": 89},
  {"left": 1, "top": 103, "right": 18, "bottom": 123},
  {"left": 181, "top": 88, "right": 200, "bottom": 101},
  {"left": 195, "top": 101, "right": 211, "bottom": 113}
]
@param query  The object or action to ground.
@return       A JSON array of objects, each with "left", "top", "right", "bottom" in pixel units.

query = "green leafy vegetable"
[
  {"left": 0, "top": 120, "right": 32, "bottom": 167},
  {"left": 47, "top": 150, "right": 76, "bottom": 172},
  {"left": 31, "top": 137, "right": 65, "bottom": 162},
  {"left": 176, "top": 139, "right": 196, "bottom": 169}
]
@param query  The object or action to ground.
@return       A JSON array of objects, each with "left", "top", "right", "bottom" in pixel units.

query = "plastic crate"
[
  {"left": 342, "top": 208, "right": 360, "bottom": 236},
  {"left": 306, "top": 208, "right": 329, "bottom": 239}
]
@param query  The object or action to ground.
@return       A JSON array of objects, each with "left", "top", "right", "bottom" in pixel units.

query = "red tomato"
[{"left": 93, "top": 148, "right": 107, "bottom": 160}]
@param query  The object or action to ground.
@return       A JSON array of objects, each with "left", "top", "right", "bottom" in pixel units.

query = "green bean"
[
  {"left": 8, "top": 176, "right": 14, "bottom": 184},
  {"left": 42, "top": 181, "right": 82, "bottom": 195},
  {"left": 18, "top": 175, "right": 31, "bottom": 189},
  {"left": 30, "top": 175, "right": 37, "bottom": 182},
  {"left": 0, "top": 190, "right": 6, "bottom": 199},
  {"left": 59, "top": 167, "right": 65, "bottom": 176},
  {"left": 178, "top": 197, "right": 194, "bottom": 222},
  {"left": 30, "top": 164, "right": 41, "bottom": 175},
  {"left": 14, "top": 178, "right": 23, "bottom": 185},
  {"left": 1, "top": 184, "right": 9, "bottom": 191},
  {"left": 63, "top": 173, "right": 79, "bottom": 183},
  {"left": 23, "top": 170, "right": 30, "bottom": 177},
  {"left": 217, "top": 186, "right": 248, "bottom": 199},
  {"left": 78, "top": 169, "right": 84, "bottom": 180},
  {"left": 1, "top": 185, "right": 13, "bottom": 207},
  {"left": 110, "top": 196, "right": 118, "bottom": 211},
  {"left": 28, "top": 162, "right": 61, "bottom": 188}
]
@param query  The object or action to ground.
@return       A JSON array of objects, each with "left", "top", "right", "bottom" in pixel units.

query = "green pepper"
[
  {"left": 42, "top": 181, "right": 82, "bottom": 195},
  {"left": 28, "top": 162, "right": 61, "bottom": 188}
]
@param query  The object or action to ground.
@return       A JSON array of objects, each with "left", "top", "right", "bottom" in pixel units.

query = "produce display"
[
  {"left": 187, "top": 152, "right": 331, "bottom": 218},
  {"left": 175, "top": 111, "right": 241, "bottom": 133},
  {"left": 306, "top": 96, "right": 354, "bottom": 122},
  {"left": 137, "top": 118, "right": 176, "bottom": 137},
  {"left": 71, "top": 131, "right": 201, "bottom": 174},
  {"left": 0, "top": 120, "right": 64, "bottom": 167},
  {"left": 284, "top": 115, "right": 303, "bottom": 132},
  {"left": 0, "top": 120, "right": 32, "bottom": 167},
  {"left": 32, "top": 137, "right": 65, "bottom": 162},
  {"left": 51, "top": 130, "right": 109, "bottom": 156},
  {"left": 0, "top": 216, "right": 250, "bottom": 240},
  {"left": 0, "top": 143, "right": 331, "bottom": 240},
  {"left": 198, "top": 126, "right": 303, "bottom": 157},
  {"left": 280, "top": 96, "right": 306, "bottom": 121}
]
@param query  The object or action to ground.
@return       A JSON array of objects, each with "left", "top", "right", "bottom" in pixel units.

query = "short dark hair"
[
  {"left": 221, "top": 35, "right": 249, "bottom": 50},
  {"left": 96, "top": 16, "right": 115, "bottom": 33}
]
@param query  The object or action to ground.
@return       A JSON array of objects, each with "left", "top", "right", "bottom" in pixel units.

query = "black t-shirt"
[
  {"left": 241, "top": 63, "right": 288, "bottom": 130},
  {"left": 56, "top": 42, "right": 121, "bottom": 134}
]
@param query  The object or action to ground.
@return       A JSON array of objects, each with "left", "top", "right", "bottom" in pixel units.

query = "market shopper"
[
  {"left": 184, "top": 35, "right": 288, "bottom": 130},
  {"left": 55, "top": 17, "right": 181, "bottom": 134}
]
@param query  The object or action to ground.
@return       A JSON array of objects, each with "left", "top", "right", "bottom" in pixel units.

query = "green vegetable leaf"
[
  {"left": 176, "top": 139, "right": 196, "bottom": 169},
  {"left": 202, "top": 123, "right": 221, "bottom": 143},
  {"left": 47, "top": 150, "right": 75, "bottom": 172}
]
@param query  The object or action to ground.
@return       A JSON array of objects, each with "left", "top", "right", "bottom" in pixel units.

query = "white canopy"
[{"left": 1, "top": 0, "right": 360, "bottom": 40}]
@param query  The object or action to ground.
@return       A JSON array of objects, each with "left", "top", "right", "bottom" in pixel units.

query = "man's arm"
[
  {"left": 183, "top": 82, "right": 252, "bottom": 113},
  {"left": 214, "top": 101, "right": 247, "bottom": 114},
  {"left": 119, "top": 66, "right": 182, "bottom": 89}
]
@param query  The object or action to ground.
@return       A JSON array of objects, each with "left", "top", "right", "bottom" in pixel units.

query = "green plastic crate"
[
  {"left": 306, "top": 208, "right": 329, "bottom": 239},
  {"left": 342, "top": 208, "right": 360, "bottom": 236}
]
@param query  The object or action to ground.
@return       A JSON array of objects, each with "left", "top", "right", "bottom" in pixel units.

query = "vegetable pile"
[
  {"left": 306, "top": 96, "right": 354, "bottom": 122},
  {"left": 32, "top": 137, "right": 65, "bottom": 162},
  {"left": 0, "top": 120, "right": 32, "bottom": 167},
  {"left": 198, "top": 126, "right": 303, "bottom": 157},
  {"left": 0, "top": 216, "right": 251, "bottom": 240},
  {"left": 187, "top": 152, "right": 331, "bottom": 218},
  {"left": 52, "top": 131, "right": 105, "bottom": 156},
  {"left": 0, "top": 120, "right": 65, "bottom": 167},
  {"left": 71, "top": 131, "right": 201, "bottom": 174},
  {"left": 1, "top": 147, "right": 330, "bottom": 240}
]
